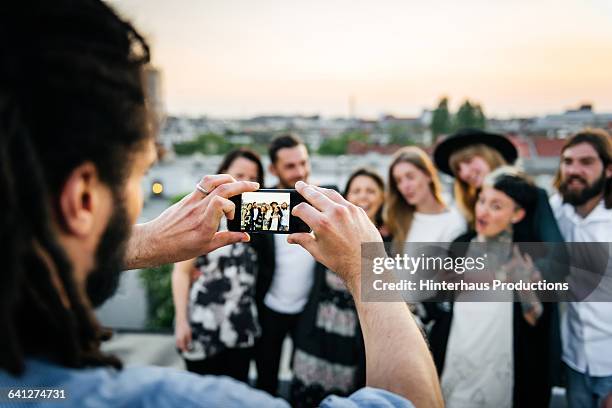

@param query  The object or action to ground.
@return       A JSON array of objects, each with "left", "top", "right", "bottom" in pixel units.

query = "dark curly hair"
[{"left": 0, "top": 0, "right": 153, "bottom": 375}]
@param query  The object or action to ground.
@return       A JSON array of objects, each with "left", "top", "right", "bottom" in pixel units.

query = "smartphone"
[{"left": 227, "top": 189, "right": 311, "bottom": 234}]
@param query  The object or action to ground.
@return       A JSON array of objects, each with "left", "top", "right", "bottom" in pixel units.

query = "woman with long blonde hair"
[{"left": 385, "top": 146, "right": 465, "bottom": 249}]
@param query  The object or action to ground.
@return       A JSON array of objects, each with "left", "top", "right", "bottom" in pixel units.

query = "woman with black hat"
[{"left": 433, "top": 127, "right": 565, "bottom": 255}]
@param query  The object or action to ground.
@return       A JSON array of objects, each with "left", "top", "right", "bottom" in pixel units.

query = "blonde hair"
[
  {"left": 449, "top": 144, "right": 507, "bottom": 225},
  {"left": 384, "top": 146, "right": 445, "bottom": 248}
]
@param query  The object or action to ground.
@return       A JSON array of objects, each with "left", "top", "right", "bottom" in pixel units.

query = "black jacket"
[{"left": 250, "top": 234, "right": 276, "bottom": 308}]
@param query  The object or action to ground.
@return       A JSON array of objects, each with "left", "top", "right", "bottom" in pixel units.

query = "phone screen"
[{"left": 228, "top": 189, "right": 310, "bottom": 234}]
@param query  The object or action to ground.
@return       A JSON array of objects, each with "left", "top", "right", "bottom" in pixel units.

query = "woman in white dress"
[{"left": 269, "top": 206, "right": 280, "bottom": 231}]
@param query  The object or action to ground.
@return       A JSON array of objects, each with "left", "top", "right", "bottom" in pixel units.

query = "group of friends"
[
  {"left": 241, "top": 201, "right": 290, "bottom": 232},
  {"left": 1, "top": 2, "right": 611, "bottom": 408},
  {"left": 172, "top": 129, "right": 612, "bottom": 408}
]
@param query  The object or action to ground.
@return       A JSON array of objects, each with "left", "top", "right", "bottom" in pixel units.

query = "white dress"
[{"left": 270, "top": 214, "right": 280, "bottom": 231}]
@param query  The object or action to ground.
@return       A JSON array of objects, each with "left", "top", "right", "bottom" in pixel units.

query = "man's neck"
[{"left": 574, "top": 193, "right": 603, "bottom": 218}]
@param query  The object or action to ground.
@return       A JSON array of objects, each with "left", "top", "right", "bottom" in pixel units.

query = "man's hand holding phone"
[
  {"left": 126, "top": 175, "right": 259, "bottom": 269},
  {"left": 287, "top": 180, "right": 382, "bottom": 294},
  {"left": 287, "top": 181, "right": 444, "bottom": 407}
]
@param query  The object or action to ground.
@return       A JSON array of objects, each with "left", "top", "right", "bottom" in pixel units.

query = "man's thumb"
[
  {"left": 287, "top": 232, "right": 319, "bottom": 258},
  {"left": 207, "top": 231, "right": 249, "bottom": 252}
]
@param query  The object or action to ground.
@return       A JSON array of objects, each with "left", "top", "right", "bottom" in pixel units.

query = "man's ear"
[
  {"left": 511, "top": 207, "right": 526, "bottom": 225},
  {"left": 268, "top": 162, "right": 278, "bottom": 177},
  {"left": 58, "top": 162, "right": 100, "bottom": 237},
  {"left": 605, "top": 163, "right": 612, "bottom": 179}
]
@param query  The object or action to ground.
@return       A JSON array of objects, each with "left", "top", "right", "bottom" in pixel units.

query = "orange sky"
[{"left": 110, "top": 0, "right": 612, "bottom": 118}]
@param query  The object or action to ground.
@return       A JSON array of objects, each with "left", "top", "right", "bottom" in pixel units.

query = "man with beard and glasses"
[
  {"left": 0, "top": 1, "right": 443, "bottom": 407},
  {"left": 550, "top": 129, "right": 612, "bottom": 408}
]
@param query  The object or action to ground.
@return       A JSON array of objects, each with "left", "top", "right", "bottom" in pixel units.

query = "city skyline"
[{"left": 110, "top": 0, "right": 612, "bottom": 118}]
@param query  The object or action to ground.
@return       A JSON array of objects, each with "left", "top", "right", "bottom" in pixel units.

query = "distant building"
[
  {"left": 532, "top": 104, "right": 612, "bottom": 136},
  {"left": 144, "top": 66, "right": 165, "bottom": 133}
]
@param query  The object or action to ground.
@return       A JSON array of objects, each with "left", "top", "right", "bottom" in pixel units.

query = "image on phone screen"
[
  {"left": 241, "top": 191, "right": 290, "bottom": 232},
  {"left": 228, "top": 189, "right": 310, "bottom": 234}
]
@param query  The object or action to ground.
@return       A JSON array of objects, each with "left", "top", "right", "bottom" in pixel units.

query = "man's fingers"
[
  {"left": 524, "top": 253, "right": 534, "bottom": 268},
  {"left": 202, "top": 196, "right": 235, "bottom": 230},
  {"left": 292, "top": 202, "right": 326, "bottom": 231},
  {"left": 513, "top": 244, "right": 522, "bottom": 259},
  {"left": 312, "top": 185, "right": 350, "bottom": 207},
  {"left": 287, "top": 232, "right": 320, "bottom": 259},
  {"left": 176, "top": 335, "right": 189, "bottom": 352},
  {"left": 206, "top": 231, "right": 250, "bottom": 253},
  {"left": 295, "top": 180, "right": 336, "bottom": 212},
  {"left": 207, "top": 180, "right": 260, "bottom": 200},
  {"left": 197, "top": 174, "right": 237, "bottom": 193},
  {"left": 218, "top": 195, "right": 236, "bottom": 220}
]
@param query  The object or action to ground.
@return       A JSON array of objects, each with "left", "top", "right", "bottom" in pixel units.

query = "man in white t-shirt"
[
  {"left": 253, "top": 134, "right": 317, "bottom": 396},
  {"left": 549, "top": 129, "right": 612, "bottom": 408}
]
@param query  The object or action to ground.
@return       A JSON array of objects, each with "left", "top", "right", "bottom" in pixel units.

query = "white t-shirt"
[
  {"left": 550, "top": 194, "right": 612, "bottom": 376},
  {"left": 405, "top": 207, "right": 466, "bottom": 243},
  {"left": 264, "top": 234, "right": 316, "bottom": 314}
]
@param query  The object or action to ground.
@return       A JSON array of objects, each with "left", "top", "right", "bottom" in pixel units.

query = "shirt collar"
[{"left": 563, "top": 198, "right": 610, "bottom": 224}]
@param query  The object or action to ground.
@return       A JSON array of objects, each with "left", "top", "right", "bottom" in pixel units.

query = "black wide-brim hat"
[{"left": 433, "top": 128, "right": 518, "bottom": 176}]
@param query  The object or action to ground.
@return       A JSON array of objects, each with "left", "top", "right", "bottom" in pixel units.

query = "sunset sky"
[{"left": 110, "top": 0, "right": 612, "bottom": 118}]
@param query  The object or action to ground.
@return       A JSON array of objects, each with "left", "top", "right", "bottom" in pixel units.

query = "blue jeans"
[{"left": 566, "top": 364, "right": 612, "bottom": 408}]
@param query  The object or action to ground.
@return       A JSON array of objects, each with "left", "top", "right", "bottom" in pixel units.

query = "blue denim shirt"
[{"left": 0, "top": 359, "right": 414, "bottom": 407}]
